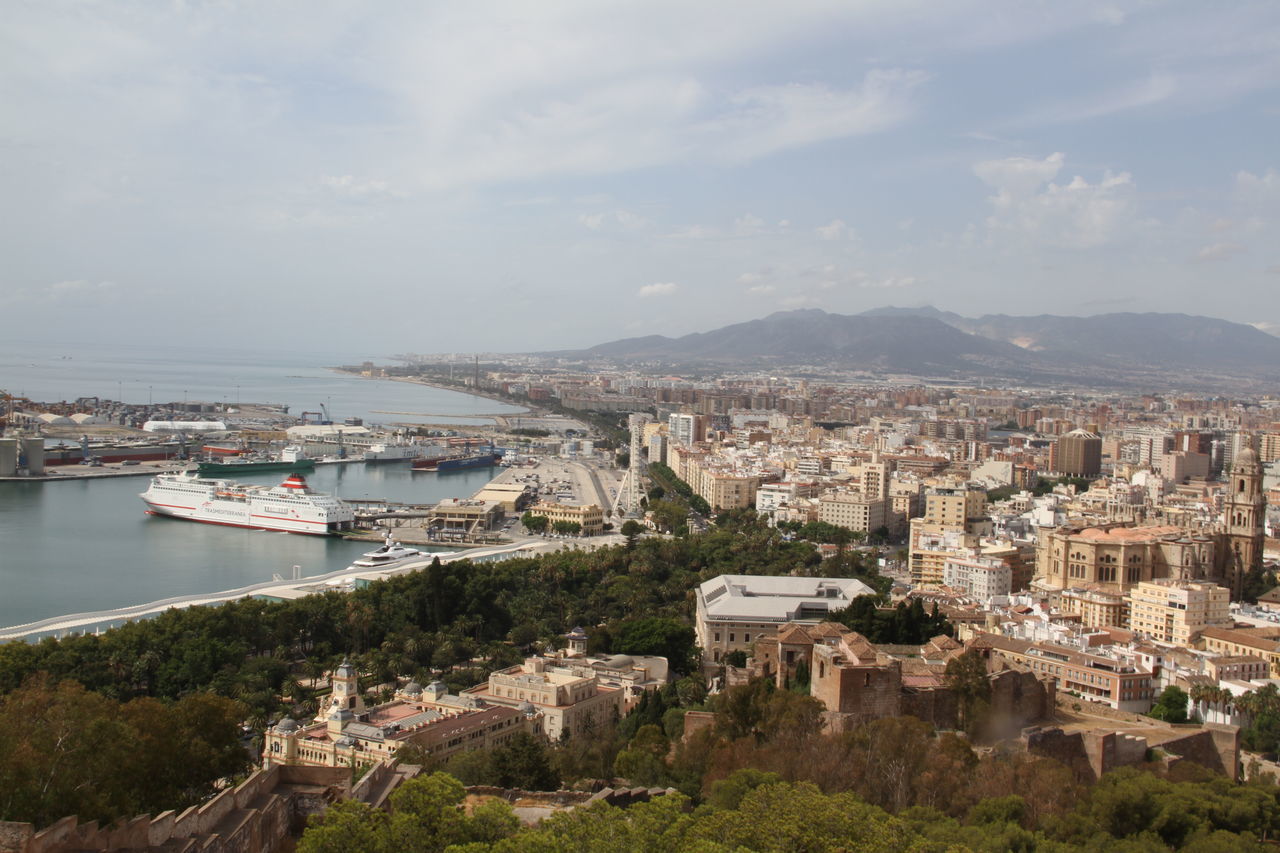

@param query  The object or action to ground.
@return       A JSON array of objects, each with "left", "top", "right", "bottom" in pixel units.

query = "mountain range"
[{"left": 550, "top": 307, "right": 1280, "bottom": 388}]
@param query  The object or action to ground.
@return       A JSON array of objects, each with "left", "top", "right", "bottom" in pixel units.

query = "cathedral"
[{"left": 1036, "top": 445, "right": 1265, "bottom": 600}]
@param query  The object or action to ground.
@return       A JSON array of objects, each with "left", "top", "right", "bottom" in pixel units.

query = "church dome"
[{"left": 274, "top": 717, "right": 299, "bottom": 733}]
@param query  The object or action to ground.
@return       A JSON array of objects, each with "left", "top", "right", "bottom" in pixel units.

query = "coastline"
[{"left": 328, "top": 367, "right": 534, "bottom": 419}]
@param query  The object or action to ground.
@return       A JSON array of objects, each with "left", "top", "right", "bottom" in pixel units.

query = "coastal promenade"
[{"left": 0, "top": 539, "right": 557, "bottom": 642}]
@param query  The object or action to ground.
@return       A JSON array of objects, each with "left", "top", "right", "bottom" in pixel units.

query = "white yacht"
[{"left": 346, "top": 534, "right": 425, "bottom": 569}]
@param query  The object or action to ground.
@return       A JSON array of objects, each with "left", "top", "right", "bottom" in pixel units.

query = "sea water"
[{"left": 0, "top": 340, "right": 522, "bottom": 629}]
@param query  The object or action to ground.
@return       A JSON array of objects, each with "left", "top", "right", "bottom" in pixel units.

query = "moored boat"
[
  {"left": 411, "top": 449, "right": 502, "bottom": 472},
  {"left": 345, "top": 534, "right": 425, "bottom": 570},
  {"left": 196, "top": 445, "right": 314, "bottom": 476},
  {"left": 140, "top": 472, "right": 354, "bottom": 535}
]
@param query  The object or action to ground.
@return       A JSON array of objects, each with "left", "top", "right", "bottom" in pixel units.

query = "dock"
[{"left": 0, "top": 540, "right": 560, "bottom": 642}]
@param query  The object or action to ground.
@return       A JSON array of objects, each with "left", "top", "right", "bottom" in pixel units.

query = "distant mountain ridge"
[
  {"left": 548, "top": 307, "right": 1280, "bottom": 386},
  {"left": 574, "top": 310, "right": 1031, "bottom": 375},
  {"left": 860, "top": 306, "right": 1280, "bottom": 373}
]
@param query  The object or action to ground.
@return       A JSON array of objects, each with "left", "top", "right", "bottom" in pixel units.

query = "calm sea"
[
  {"left": 0, "top": 341, "right": 523, "bottom": 630},
  {"left": 0, "top": 338, "right": 525, "bottom": 427}
]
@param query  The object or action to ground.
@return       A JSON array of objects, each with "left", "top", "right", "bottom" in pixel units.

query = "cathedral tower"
[{"left": 1223, "top": 445, "right": 1265, "bottom": 598}]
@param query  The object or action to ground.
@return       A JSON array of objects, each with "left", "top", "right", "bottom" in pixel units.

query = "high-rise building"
[
  {"left": 668, "top": 412, "right": 706, "bottom": 447},
  {"left": 908, "top": 485, "right": 992, "bottom": 586},
  {"left": 1127, "top": 580, "right": 1230, "bottom": 645},
  {"left": 1053, "top": 428, "right": 1102, "bottom": 477}
]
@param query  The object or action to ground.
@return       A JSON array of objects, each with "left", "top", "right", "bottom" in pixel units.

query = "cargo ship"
[
  {"left": 196, "top": 445, "right": 313, "bottom": 476},
  {"left": 362, "top": 441, "right": 446, "bottom": 462},
  {"left": 411, "top": 450, "right": 502, "bottom": 472},
  {"left": 140, "top": 472, "right": 354, "bottom": 535}
]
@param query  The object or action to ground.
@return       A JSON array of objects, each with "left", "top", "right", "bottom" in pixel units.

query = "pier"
[{"left": 0, "top": 540, "right": 556, "bottom": 642}]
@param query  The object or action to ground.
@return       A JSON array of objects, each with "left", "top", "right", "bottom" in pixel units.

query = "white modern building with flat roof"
[{"left": 696, "top": 574, "right": 876, "bottom": 663}]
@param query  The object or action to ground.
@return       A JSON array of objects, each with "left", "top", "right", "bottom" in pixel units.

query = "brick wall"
[{"left": 0, "top": 765, "right": 350, "bottom": 853}]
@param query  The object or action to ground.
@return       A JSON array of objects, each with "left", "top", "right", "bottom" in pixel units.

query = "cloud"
[
  {"left": 578, "top": 209, "right": 649, "bottom": 231},
  {"left": 861, "top": 276, "right": 918, "bottom": 289},
  {"left": 748, "top": 284, "right": 776, "bottom": 294},
  {"left": 973, "top": 152, "right": 1065, "bottom": 196},
  {"left": 319, "top": 175, "right": 406, "bottom": 200},
  {"left": 816, "top": 219, "right": 848, "bottom": 240},
  {"left": 779, "top": 293, "right": 819, "bottom": 308},
  {"left": 1236, "top": 169, "right": 1280, "bottom": 204},
  {"left": 1015, "top": 74, "right": 1177, "bottom": 125},
  {"left": 1191, "top": 242, "right": 1245, "bottom": 263},
  {"left": 706, "top": 70, "right": 930, "bottom": 165},
  {"left": 677, "top": 227, "right": 721, "bottom": 242},
  {"left": 2, "top": 279, "right": 121, "bottom": 306},
  {"left": 1250, "top": 321, "right": 1280, "bottom": 336},
  {"left": 974, "top": 153, "right": 1137, "bottom": 248},
  {"left": 637, "top": 282, "right": 678, "bottom": 298},
  {"left": 733, "top": 213, "right": 765, "bottom": 235}
]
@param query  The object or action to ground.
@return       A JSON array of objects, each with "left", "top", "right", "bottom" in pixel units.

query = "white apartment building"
[{"left": 942, "top": 555, "right": 1012, "bottom": 599}]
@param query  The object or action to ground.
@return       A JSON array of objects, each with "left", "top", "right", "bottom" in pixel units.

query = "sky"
[{"left": 2, "top": 1, "right": 1279, "bottom": 356}]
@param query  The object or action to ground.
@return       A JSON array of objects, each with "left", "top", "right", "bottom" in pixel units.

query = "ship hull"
[
  {"left": 196, "top": 459, "right": 315, "bottom": 476},
  {"left": 143, "top": 506, "right": 334, "bottom": 535},
  {"left": 412, "top": 453, "right": 501, "bottom": 472}
]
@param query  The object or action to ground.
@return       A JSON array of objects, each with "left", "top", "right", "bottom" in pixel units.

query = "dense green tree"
[
  {"left": 831, "top": 596, "right": 952, "bottom": 645},
  {"left": 647, "top": 500, "right": 687, "bottom": 534},
  {"left": 612, "top": 617, "right": 697, "bottom": 674},
  {"left": 945, "top": 650, "right": 992, "bottom": 737},
  {"left": 521, "top": 512, "right": 549, "bottom": 534},
  {"left": 620, "top": 519, "right": 645, "bottom": 549},
  {"left": 489, "top": 732, "right": 560, "bottom": 791},
  {"left": 1148, "top": 686, "right": 1190, "bottom": 724},
  {"left": 706, "top": 768, "right": 783, "bottom": 811},
  {"left": 0, "top": 675, "right": 248, "bottom": 827},
  {"left": 1242, "top": 566, "right": 1279, "bottom": 605},
  {"left": 295, "top": 799, "right": 390, "bottom": 853},
  {"left": 298, "top": 772, "right": 518, "bottom": 853}
]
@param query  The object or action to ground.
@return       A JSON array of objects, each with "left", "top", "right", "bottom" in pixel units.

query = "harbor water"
[
  {"left": 0, "top": 340, "right": 526, "bottom": 631},
  {"left": 0, "top": 463, "right": 499, "bottom": 630}
]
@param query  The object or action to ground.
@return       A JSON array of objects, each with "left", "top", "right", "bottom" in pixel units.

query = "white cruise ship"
[{"left": 140, "top": 472, "right": 355, "bottom": 535}]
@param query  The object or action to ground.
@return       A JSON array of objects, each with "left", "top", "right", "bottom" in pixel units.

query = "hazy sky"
[{"left": 3, "top": 1, "right": 1279, "bottom": 355}]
